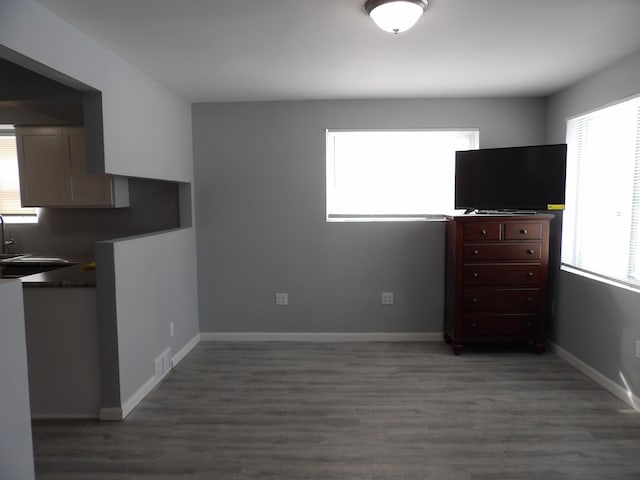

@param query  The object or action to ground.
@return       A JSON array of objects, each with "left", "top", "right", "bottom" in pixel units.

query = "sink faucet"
[
  {"left": 0, "top": 215, "right": 15, "bottom": 255},
  {"left": 0, "top": 214, "right": 4, "bottom": 254}
]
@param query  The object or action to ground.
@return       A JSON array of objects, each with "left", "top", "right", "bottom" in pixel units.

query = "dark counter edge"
[{"left": 19, "top": 263, "right": 96, "bottom": 288}]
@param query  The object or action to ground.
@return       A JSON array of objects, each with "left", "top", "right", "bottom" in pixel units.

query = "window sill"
[
  {"left": 0, "top": 214, "right": 38, "bottom": 224},
  {"left": 561, "top": 264, "right": 640, "bottom": 294},
  {"left": 327, "top": 214, "right": 448, "bottom": 223}
]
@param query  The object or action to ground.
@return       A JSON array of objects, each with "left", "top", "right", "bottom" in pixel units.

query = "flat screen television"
[{"left": 454, "top": 144, "right": 567, "bottom": 212}]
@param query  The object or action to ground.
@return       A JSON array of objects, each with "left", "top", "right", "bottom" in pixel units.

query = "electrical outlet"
[
  {"left": 169, "top": 322, "right": 174, "bottom": 337},
  {"left": 636, "top": 340, "right": 640, "bottom": 359},
  {"left": 381, "top": 292, "right": 394, "bottom": 305},
  {"left": 275, "top": 293, "right": 288, "bottom": 305}
]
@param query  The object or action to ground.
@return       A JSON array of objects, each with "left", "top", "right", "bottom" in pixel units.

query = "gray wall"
[
  {"left": 0, "top": 0, "right": 193, "bottom": 182},
  {"left": 97, "top": 227, "right": 200, "bottom": 409},
  {"left": 0, "top": 280, "right": 34, "bottom": 480},
  {"left": 1, "top": 0, "right": 200, "bottom": 421},
  {"left": 0, "top": 58, "right": 181, "bottom": 258},
  {"left": 193, "top": 98, "right": 546, "bottom": 333},
  {"left": 3, "top": 178, "right": 180, "bottom": 257},
  {"left": 545, "top": 50, "right": 640, "bottom": 397}
]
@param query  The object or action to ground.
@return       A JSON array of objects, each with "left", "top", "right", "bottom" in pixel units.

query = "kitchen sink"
[
  {"left": 0, "top": 254, "right": 69, "bottom": 264},
  {"left": 0, "top": 254, "right": 75, "bottom": 278},
  {"left": 4, "top": 256, "right": 70, "bottom": 264},
  {"left": 0, "top": 253, "right": 27, "bottom": 260}
]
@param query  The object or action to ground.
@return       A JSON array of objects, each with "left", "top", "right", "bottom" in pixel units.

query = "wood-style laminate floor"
[{"left": 32, "top": 342, "right": 640, "bottom": 480}]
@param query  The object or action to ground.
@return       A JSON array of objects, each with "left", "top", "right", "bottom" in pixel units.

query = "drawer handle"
[
  {"left": 472, "top": 272, "right": 479, "bottom": 278},
  {"left": 520, "top": 229, "right": 528, "bottom": 234},
  {"left": 472, "top": 249, "right": 479, "bottom": 255},
  {"left": 527, "top": 297, "right": 533, "bottom": 303},
  {"left": 527, "top": 249, "right": 535, "bottom": 254},
  {"left": 526, "top": 322, "right": 532, "bottom": 327},
  {"left": 471, "top": 322, "right": 478, "bottom": 328},
  {"left": 471, "top": 297, "right": 478, "bottom": 303},
  {"left": 527, "top": 272, "right": 534, "bottom": 277},
  {"left": 481, "top": 229, "right": 487, "bottom": 235}
]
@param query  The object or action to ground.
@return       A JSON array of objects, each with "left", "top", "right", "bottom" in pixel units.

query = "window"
[
  {"left": 326, "top": 129, "right": 479, "bottom": 221},
  {"left": 562, "top": 94, "right": 640, "bottom": 289},
  {"left": 0, "top": 127, "right": 37, "bottom": 222}
]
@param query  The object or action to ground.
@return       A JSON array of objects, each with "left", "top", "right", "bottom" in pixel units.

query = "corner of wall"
[{"left": 94, "top": 242, "right": 122, "bottom": 411}]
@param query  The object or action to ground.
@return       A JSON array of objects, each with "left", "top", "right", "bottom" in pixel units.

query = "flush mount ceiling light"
[{"left": 364, "top": 0, "right": 428, "bottom": 34}]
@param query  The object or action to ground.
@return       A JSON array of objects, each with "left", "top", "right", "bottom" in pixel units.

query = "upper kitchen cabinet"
[{"left": 15, "top": 126, "right": 129, "bottom": 208}]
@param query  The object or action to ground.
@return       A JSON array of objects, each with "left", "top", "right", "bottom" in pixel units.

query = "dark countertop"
[{"left": 20, "top": 263, "right": 96, "bottom": 288}]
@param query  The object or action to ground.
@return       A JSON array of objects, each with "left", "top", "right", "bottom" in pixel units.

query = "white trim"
[
  {"left": 325, "top": 129, "right": 479, "bottom": 221},
  {"left": 0, "top": 214, "right": 38, "bottom": 224},
  {"left": 200, "top": 332, "right": 442, "bottom": 342},
  {"left": 98, "top": 407, "right": 123, "bottom": 422},
  {"left": 31, "top": 413, "right": 97, "bottom": 420},
  {"left": 327, "top": 215, "right": 446, "bottom": 223},
  {"left": 116, "top": 334, "right": 202, "bottom": 420},
  {"left": 561, "top": 265, "right": 640, "bottom": 294},
  {"left": 120, "top": 375, "right": 157, "bottom": 419},
  {"left": 172, "top": 333, "right": 201, "bottom": 367},
  {"left": 549, "top": 342, "right": 640, "bottom": 412}
]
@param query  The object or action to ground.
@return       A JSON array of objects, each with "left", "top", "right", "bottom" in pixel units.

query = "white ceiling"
[{"left": 34, "top": 0, "right": 640, "bottom": 103}]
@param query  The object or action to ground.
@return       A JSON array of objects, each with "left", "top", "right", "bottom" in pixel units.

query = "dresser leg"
[
  {"left": 533, "top": 342, "right": 546, "bottom": 354},
  {"left": 452, "top": 343, "right": 463, "bottom": 355}
]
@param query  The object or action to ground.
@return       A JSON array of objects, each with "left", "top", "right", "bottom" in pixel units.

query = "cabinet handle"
[
  {"left": 527, "top": 272, "right": 534, "bottom": 277},
  {"left": 472, "top": 249, "right": 479, "bottom": 255},
  {"left": 520, "top": 229, "right": 528, "bottom": 234},
  {"left": 472, "top": 272, "right": 479, "bottom": 278},
  {"left": 481, "top": 229, "right": 487, "bottom": 235},
  {"left": 527, "top": 249, "right": 535, "bottom": 254}
]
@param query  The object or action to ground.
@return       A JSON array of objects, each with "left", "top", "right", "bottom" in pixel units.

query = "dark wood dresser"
[{"left": 444, "top": 214, "right": 554, "bottom": 355}]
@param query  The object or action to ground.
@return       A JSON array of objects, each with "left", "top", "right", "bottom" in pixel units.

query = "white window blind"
[
  {"left": 562, "top": 95, "right": 640, "bottom": 288},
  {"left": 326, "top": 129, "right": 479, "bottom": 221},
  {"left": 0, "top": 133, "right": 37, "bottom": 218}
]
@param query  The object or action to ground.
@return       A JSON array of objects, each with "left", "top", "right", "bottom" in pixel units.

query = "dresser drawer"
[
  {"left": 504, "top": 222, "right": 543, "bottom": 240},
  {"left": 462, "top": 314, "right": 536, "bottom": 337},
  {"left": 463, "top": 244, "right": 541, "bottom": 261},
  {"left": 463, "top": 223, "right": 501, "bottom": 241},
  {"left": 463, "top": 265, "right": 542, "bottom": 286},
  {"left": 463, "top": 288, "right": 539, "bottom": 312}
]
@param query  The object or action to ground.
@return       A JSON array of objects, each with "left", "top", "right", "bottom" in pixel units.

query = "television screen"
[{"left": 454, "top": 144, "right": 567, "bottom": 212}]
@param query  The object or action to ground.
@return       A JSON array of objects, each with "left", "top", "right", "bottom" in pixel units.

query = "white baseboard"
[
  {"left": 200, "top": 332, "right": 442, "bottom": 342},
  {"left": 121, "top": 374, "right": 157, "bottom": 419},
  {"left": 116, "top": 333, "right": 202, "bottom": 420},
  {"left": 172, "top": 333, "right": 201, "bottom": 367},
  {"left": 32, "top": 413, "right": 97, "bottom": 420},
  {"left": 549, "top": 342, "right": 640, "bottom": 412}
]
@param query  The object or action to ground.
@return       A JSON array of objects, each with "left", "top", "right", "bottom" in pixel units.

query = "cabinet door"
[
  {"left": 16, "top": 127, "right": 70, "bottom": 206},
  {"left": 64, "top": 128, "right": 113, "bottom": 206}
]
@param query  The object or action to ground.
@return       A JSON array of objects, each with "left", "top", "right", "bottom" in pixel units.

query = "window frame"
[
  {"left": 325, "top": 128, "right": 479, "bottom": 222},
  {"left": 561, "top": 93, "right": 640, "bottom": 292},
  {"left": 0, "top": 127, "right": 38, "bottom": 224}
]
